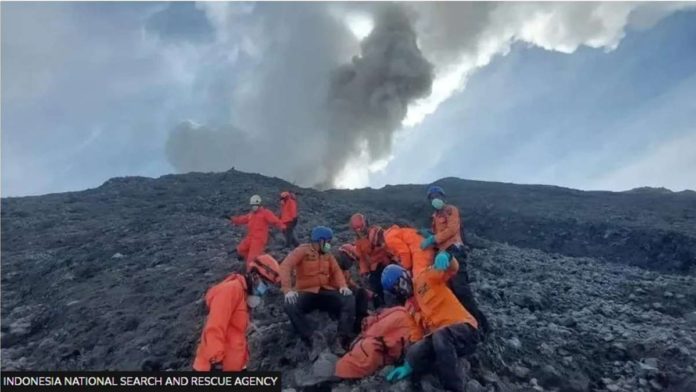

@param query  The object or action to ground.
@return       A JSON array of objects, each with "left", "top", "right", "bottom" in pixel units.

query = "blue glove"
[
  {"left": 420, "top": 235, "right": 435, "bottom": 250},
  {"left": 418, "top": 228, "right": 434, "bottom": 238},
  {"left": 434, "top": 251, "right": 451, "bottom": 271},
  {"left": 386, "top": 362, "right": 413, "bottom": 382}
]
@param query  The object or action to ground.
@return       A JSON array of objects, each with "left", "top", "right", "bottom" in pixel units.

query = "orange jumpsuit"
[
  {"left": 279, "top": 194, "right": 298, "bottom": 224},
  {"left": 355, "top": 236, "right": 392, "bottom": 275},
  {"left": 430, "top": 203, "right": 490, "bottom": 333},
  {"left": 280, "top": 244, "right": 355, "bottom": 341},
  {"left": 405, "top": 262, "right": 480, "bottom": 392},
  {"left": 413, "top": 260, "right": 478, "bottom": 332},
  {"left": 193, "top": 274, "right": 249, "bottom": 371},
  {"left": 355, "top": 233, "right": 392, "bottom": 308},
  {"left": 279, "top": 194, "right": 299, "bottom": 248},
  {"left": 383, "top": 225, "right": 434, "bottom": 277},
  {"left": 335, "top": 306, "right": 423, "bottom": 379},
  {"left": 431, "top": 204, "right": 463, "bottom": 251},
  {"left": 231, "top": 207, "right": 285, "bottom": 270},
  {"left": 279, "top": 244, "right": 347, "bottom": 293}
]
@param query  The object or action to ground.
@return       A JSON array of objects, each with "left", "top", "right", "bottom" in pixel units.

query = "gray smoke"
[
  {"left": 165, "top": 121, "right": 248, "bottom": 174},
  {"left": 165, "top": 2, "right": 693, "bottom": 188},
  {"left": 319, "top": 4, "right": 434, "bottom": 189},
  {"left": 165, "top": 3, "right": 431, "bottom": 189},
  {"left": 165, "top": 3, "right": 357, "bottom": 187}
]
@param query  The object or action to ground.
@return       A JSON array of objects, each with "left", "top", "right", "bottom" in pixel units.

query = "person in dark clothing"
[
  {"left": 405, "top": 323, "right": 480, "bottom": 391},
  {"left": 444, "top": 243, "right": 489, "bottom": 337},
  {"left": 334, "top": 244, "right": 371, "bottom": 334}
]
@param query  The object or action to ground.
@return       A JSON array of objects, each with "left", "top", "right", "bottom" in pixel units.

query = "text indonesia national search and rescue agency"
[{"left": 1, "top": 372, "right": 281, "bottom": 391}]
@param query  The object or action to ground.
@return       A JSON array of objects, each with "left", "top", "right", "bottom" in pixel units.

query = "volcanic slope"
[{"left": 2, "top": 169, "right": 695, "bottom": 392}]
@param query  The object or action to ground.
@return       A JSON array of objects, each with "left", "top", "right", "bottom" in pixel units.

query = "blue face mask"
[
  {"left": 254, "top": 281, "right": 268, "bottom": 296},
  {"left": 431, "top": 198, "right": 445, "bottom": 210}
]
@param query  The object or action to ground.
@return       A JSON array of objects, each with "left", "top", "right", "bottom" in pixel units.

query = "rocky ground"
[{"left": 2, "top": 169, "right": 695, "bottom": 391}]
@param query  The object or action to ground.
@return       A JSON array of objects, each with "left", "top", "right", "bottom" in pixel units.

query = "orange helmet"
[
  {"left": 280, "top": 191, "right": 290, "bottom": 199},
  {"left": 250, "top": 254, "right": 281, "bottom": 284},
  {"left": 367, "top": 226, "right": 384, "bottom": 248},
  {"left": 350, "top": 213, "right": 368, "bottom": 232},
  {"left": 338, "top": 244, "right": 359, "bottom": 261}
]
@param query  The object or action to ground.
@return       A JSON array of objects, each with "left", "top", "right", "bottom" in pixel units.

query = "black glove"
[{"left": 211, "top": 362, "right": 223, "bottom": 372}]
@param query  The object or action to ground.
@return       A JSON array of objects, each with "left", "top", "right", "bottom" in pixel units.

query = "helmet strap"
[
  {"left": 244, "top": 273, "right": 255, "bottom": 295},
  {"left": 396, "top": 276, "right": 413, "bottom": 298}
]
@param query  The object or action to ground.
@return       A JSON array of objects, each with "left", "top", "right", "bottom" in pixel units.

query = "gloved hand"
[
  {"left": 420, "top": 235, "right": 435, "bottom": 250},
  {"left": 434, "top": 251, "right": 451, "bottom": 271},
  {"left": 211, "top": 362, "right": 223, "bottom": 372},
  {"left": 284, "top": 290, "right": 298, "bottom": 305},
  {"left": 340, "top": 287, "right": 352, "bottom": 296},
  {"left": 386, "top": 362, "right": 413, "bottom": 382}
]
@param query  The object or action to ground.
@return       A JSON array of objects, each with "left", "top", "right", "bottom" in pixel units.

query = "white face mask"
[{"left": 251, "top": 205, "right": 259, "bottom": 211}]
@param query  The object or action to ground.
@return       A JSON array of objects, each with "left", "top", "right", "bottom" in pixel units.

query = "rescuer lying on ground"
[
  {"left": 193, "top": 254, "right": 282, "bottom": 372},
  {"left": 334, "top": 302, "right": 423, "bottom": 379}
]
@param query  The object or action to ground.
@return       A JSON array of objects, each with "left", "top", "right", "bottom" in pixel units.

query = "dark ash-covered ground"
[{"left": 2, "top": 169, "right": 695, "bottom": 392}]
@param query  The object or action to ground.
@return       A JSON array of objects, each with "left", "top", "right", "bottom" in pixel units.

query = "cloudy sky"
[{"left": 2, "top": 2, "right": 695, "bottom": 197}]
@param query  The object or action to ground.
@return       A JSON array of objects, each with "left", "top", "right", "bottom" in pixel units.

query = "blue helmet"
[
  {"left": 310, "top": 226, "right": 333, "bottom": 242},
  {"left": 426, "top": 185, "right": 445, "bottom": 199},
  {"left": 381, "top": 264, "right": 408, "bottom": 292}
]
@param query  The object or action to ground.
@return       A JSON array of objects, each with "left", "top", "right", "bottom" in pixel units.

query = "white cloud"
[
  {"left": 334, "top": 141, "right": 394, "bottom": 189},
  {"left": 402, "top": 2, "right": 695, "bottom": 129},
  {"left": 195, "top": 1, "right": 255, "bottom": 42}
]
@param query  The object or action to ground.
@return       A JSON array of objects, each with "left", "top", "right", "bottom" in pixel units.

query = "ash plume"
[{"left": 164, "top": 2, "right": 693, "bottom": 188}]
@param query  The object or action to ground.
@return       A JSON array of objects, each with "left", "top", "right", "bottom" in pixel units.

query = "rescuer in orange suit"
[
  {"left": 420, "top": 185, "right": 490, "bottom": 336},
  {"left": 381, "top": 259, "right": 480, "bottom": 391},
  {"left": 193, "top": 254, "right": 281, "bottom": 372},
  {"left": 334, "top": 302, "right": 423, "bottom": 379},
  {"left": 280, "top": 226, "right": 356, "bottom": 351},
  {"left": 279, "top": 191, "right": 299, "bottom": 248},
  {"left": 368, "top": 225, "right": 435, "bottom": 278},
  {"left": 350, "top": 213, "right": 392, "bottom": 308},
  {"left": 230, "top": 194, "right": 285, "bottom": 271}
]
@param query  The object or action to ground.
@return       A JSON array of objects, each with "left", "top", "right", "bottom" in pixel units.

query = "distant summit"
[{"left": 625, "top": 186, "right": 674, "bottom": 194}]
